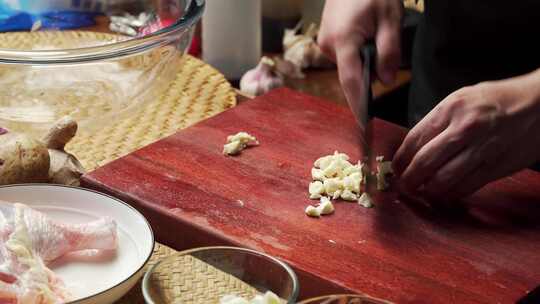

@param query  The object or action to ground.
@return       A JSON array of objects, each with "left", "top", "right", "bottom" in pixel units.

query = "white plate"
[{"left": 0, "top": 184, "right": 155, "bottom": 304}]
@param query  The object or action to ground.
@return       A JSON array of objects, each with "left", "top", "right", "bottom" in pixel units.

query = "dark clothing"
[{"left": 409, "top": 0, "right": 540, "bottom": 126}]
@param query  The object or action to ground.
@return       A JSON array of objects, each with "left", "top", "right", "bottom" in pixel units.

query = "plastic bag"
[{"left": 0, "top": 0, "right": 101, "bottom": 32}]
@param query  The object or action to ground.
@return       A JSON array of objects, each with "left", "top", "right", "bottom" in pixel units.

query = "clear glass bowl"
[
  {"left": 0, "top": 0, "right": 204, "bottom": 137},
  {"left": 298, "top": 294, "right": 394, "bottom": 304},
  {"left": 142, "top": 246, "right": 300, "bottom": 304}
]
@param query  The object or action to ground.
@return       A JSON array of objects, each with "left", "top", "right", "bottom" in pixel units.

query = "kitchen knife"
[{"left": 359, "top": 42, "right": 376, "bottom": 193}]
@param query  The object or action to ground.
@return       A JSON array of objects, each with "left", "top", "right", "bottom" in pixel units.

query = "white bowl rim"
[
  {"left": 0, "top": 183, "right": 156, "bottom": 304},
  {"left": 142, "top": 245, "right": 300, "bottom": 304}
]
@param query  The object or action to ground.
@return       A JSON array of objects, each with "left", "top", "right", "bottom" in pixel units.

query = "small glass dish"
[
  {"left": 298, "top": 294, "right": 394, "bottom": 304},
  {"left": 142, "top": 246, "right": 300, "bottom": 304},
  {"left": 0, "top": 0, "right": 204, "bottom": 137}
]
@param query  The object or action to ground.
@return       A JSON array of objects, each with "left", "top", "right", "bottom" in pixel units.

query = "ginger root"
[
  {"left": 0, "top": 117, "right": 85, "bottom": 186},
  {"left": 42, "top": 117, "right": 85, "bottom": 186},
  {"left": 0, "top": 130, "right": 50, "bottom": 185}
]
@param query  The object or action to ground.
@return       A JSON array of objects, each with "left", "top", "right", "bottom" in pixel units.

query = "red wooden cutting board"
[{"left": 82, "top": 88, "right": 540, "bottom": 303}]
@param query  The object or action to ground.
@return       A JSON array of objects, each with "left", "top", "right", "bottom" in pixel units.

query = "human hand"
[
  {"left": 318, "top": 0, "right": 403, "bottom": 119},
  {"left": 393, "top": 73, "right": 540, "bottom": 200}
]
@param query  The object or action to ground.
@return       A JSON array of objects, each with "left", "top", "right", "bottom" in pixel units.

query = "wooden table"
[
  {"left": 83, "top": 88, "right": 540, "bottom": 303},
  {"left": 86, "top": 16, "right": 411, "bottom": 107}
]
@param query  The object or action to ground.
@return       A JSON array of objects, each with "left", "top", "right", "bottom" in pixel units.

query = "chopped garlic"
[
  {"left": 314, "top": 157, "right": 332, "bottom": 170},
  {"left": 358, "top": 192, "right": 374, "bottom": 208},
  {"left": 223, "top": 132, "right": 258, "bottom": 155},
  {"left": 308, "top": 181, "right": 324, "bottom": 199},
  {"left": 307, "top": 151, "right": 392, "bottom": 217},
  {"left": 343, "top": 162, "right": 361, "bottom": 176},
  {"left": 323, "top": 178, "right": 342, "bottom": 196},
  {"left": 220, "top": 295, "right": 249, "bottom": 304},
  {"left": 343, "top": 173, "right": 361, "bottom": 193},
  {"left": 227, "top": 132, "right": 259, "bottom": 145},
  {"left": 305, "top": 205, "right": 321, "bottom": 217},
  {"left": 311, "top": 167, "right": 325, "bottom": 181},
  {"left": 223, "top": 141, "right": 244, "bottom": 155},
  {"left": 322, "top": 159, "right": 342, "bottom": 178},
  {"left": 317, "top": 197, "right": 334, "bottom": 215},
  {"left": 332, "top": 189, "right": 342, "bottom": 200},
  {"left": 340, "top": 189, "right": 358, "bottom": 201},
  {"left": 220, "top": 291, "right": 282, "bottom": 304},
  {"left": 333, "top": 150, "right": 350, "bottom": 161}
]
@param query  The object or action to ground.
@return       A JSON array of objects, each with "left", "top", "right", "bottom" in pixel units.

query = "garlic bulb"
[
  {"left": 283, "top": 22, "right": 334, "bottom": 70},
  {"left": 274, "top": 56, "right": 305, "bottom": 79},
  {"left": 240, "top": 56, "right": 284, "bottom": 96}
]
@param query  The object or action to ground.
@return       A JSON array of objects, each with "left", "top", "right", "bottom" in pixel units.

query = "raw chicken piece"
[{"left": 0, "top": 202, "right": 118, "bottom": 304}]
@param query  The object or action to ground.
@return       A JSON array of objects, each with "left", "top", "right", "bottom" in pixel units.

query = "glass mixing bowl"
[
  {"left": 142, "top": 246, "right": 300, "bottom": 303},
  {"left": 0, "top": 0, "right": 204, "bottom": 136}
]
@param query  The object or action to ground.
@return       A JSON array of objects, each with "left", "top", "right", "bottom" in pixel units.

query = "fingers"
[
  {"left": 450, "top": 138, "right": 525, "bottom": 198},
  {"left": 393, "top": 104, "right": 450, "bottom": 176},
  {"left": 398, "top": 129, "right": 467, "bottom": 194},
  {"left": 317, "top": 0, "right": 342, "bottom": 62},
  {"left": 335, "top": 41, "right": 366, "bottom": 121},
  {"left": 425, "top": 133, "right": 507, "bottom": 197},
  {"left": 375, "top": 18, "right": 401, "bottom": 84}
]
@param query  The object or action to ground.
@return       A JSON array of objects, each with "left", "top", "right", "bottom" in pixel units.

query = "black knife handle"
[
  {"left": 360, "top": 40, "right": 377, "bottom": 75},
  {"left": 360, "top": 41, "right": 377, "bottom": 119}
]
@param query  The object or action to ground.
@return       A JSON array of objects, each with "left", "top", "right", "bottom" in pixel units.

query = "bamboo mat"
[
  {"left": 0, "top": 31, "right": 266, "bottom": 303},
  {"left": 116, "top": 244, "right": 259, "bottom": 304},
  {"left": 66, "top": 52, "right": 236, "bottom": 170}
]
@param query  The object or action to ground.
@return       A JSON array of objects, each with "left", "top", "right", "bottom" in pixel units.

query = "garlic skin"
[
  {"left": 283, "top": 23, "right": 334, "bottom": 70},
  {"left": 273, "top": 57, "right": 305, "bottom": 79},
  {"left": 240, "top": 56, "right": 284, "bottom": 96}
]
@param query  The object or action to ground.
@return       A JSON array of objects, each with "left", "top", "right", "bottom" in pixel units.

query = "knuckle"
[
  {"left": 446, "top": 131, "right": 466, "bottom": 146},
  {"left": 427, "top": 173, "right": 450, "bottom": 192},
  {"left": 460, "top": 116, "right": 481, "bottom": 133}
]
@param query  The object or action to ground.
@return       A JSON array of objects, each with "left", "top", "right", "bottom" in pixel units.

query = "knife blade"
[{"left": 359, "top": 42, "right": 376, "bottom": 194}]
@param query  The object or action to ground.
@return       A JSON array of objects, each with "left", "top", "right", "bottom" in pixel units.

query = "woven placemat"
[
  {"left": 117, "top": 243, "right": 177, "bottom": 304},
  {"left": 66, "top": 53, "right": 236, "bottom": 170},
  {"left": 143, "top": 252, "right": 259, "bottom": 304},
  {"left": 117, "top": 244, "right": 259, "bottom": 304},
  {"left": 0, "top": 31, "right": 236, "bottom": 171},
  {"left": 1, "top": 31, "right": 254, "bottom": 302}
]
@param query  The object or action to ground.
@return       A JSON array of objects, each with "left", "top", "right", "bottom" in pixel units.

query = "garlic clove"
[
  {"left": 358, "top": 192, "right": 374, "bottom": 208},
  {"left": 305, "top": 205, "right": 321, "bottom": 217},
  {"left": 317, "top": 197, "right": 335, "bottom": 215},
  {"left": 309, "top": 181, "right": 324, "bottom": 199},
  {"left": 240, "top": 56, "right": 284, "bottom": 96}
]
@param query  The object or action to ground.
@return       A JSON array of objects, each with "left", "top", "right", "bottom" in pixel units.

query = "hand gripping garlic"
[{"left": 240, "top": 56, "right": 284, "bottom": 96}]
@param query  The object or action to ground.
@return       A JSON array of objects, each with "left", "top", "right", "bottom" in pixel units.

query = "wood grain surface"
[{"left": 83, "top": 88, "right": 540, "bottom": 303}]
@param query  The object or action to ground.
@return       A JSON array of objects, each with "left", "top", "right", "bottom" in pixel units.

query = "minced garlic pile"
[{"left": 305, "top": 151, "right": 393, "bottom": 217}]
